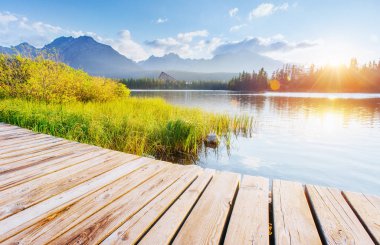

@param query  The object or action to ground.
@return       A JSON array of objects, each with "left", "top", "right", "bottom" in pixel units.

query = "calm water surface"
[{"left": 131, "top": 90, "right": 380, "bottom": 195}]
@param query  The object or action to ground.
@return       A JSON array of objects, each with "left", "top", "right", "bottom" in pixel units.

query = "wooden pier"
[{"left": 0, "top": 123, "right": 379, "bottom": 244}]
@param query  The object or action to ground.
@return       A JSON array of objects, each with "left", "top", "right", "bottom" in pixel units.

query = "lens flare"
[{"left": 269, "top": 79, "right": 280, "bottom": 91}]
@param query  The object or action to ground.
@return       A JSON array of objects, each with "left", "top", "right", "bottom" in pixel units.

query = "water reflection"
[
  {"left": 230, "top": 95, "right": 380, "bottom": 126},
  {"left": 132, "top": 90, "right": 380, "bottom": 195}
]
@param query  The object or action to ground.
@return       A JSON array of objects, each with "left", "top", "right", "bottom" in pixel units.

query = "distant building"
[{"left": 158, "top": 72, "right": 176, "bottom": 82}]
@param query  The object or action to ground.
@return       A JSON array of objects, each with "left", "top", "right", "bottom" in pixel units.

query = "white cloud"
[
  {"left": 145, "top": 30, "right": 220, "bottom": 59},
  {"left": 0, "top": 11, "right": 82, "bottom": 47},
  {"left": 3, "top": 11, "right": 356, "bottom": 66},
  {"left": 31, "top": 22, "right": 63, "bottom": 34},
  {"left": 177, "top": 30, "right": 208, "bottom": 42},
  {"left": 0, "top": 12, "right": 17, "bottom": 26},
  {"left": 229, "top": 8, "right": 239, "bottom": 17},
  {"left": 229, "top": 24, "right": 246, "bottom": 32},
  {"left": 249, "top": 3, "right": 289, "bottom": 19},
  {"left": 262, "top": 38, "right": 368, "bottom": 66},
  {"left": 156, "top": 18, "right": 168, "bottom": 24},
  {"left": 214, "top": 34, "right": 318, "bottom": 56},
  {"left": 106, "top": 30, "right": 149, "bottom": 61},
  {"left": 0, "top": 11, "right": 149, "bottom": 61}
]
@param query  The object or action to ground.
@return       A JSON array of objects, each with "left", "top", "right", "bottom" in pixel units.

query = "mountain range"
[{"left": 0, "top": 36, "right": 283, "bottom": 81}]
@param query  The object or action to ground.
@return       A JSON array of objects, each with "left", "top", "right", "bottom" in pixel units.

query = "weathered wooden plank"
[
  {"left": 0, "top": 131, "right": 36, "bottom": 141},
  {"left": 0, "top": 126, "right": 38, "bottom": 134},
  {"left": 224, "top": 175, "right": 269, "bottom": 245},
  {"left": 0, "top": 123, "right": 22, "bottom": 129},
  {"left": 173, "top": 171, "right": 240, "bottom": 245},
  {"left": 0, "top": 139, "right": 71, "bottom": 160},
  {"left": 0, "top": 141, "right": 92, "bottom": 166},
  {"left": 102, "top": 166, "right": 202, "bottom": 244},
  {"left": 343, "top": 191, "right": 380, "bottom": 243},
  {"left": 0, "top": 137, "right": 64, "bottom": 155},
  {"left": 0, "top": 124, "right": 19, "bottom": 130},
  {"left": 0, "top": 133, "right": 50, "bottom": 147},
  {"left": 2, "top": 160, "right": 164, "bottom": 244},
  {"left": 0, "top": 147, "right": 108, "bottom": 190},
  {"left": 0, "top": 129, "right": 22, "bottom": 134},
  {"left": 0, "top": 133, "right": 33, "bottom": 141},
  {"left": 0, "top": 127, "right": 28, "bottom": 134},
  {"left": 273, "top": 180, "right": 321, "bottom": 245},
  {"left": 139, "top": 169, "right": 214, "bottom": 245},
  {"left": 306, "top": 185, "right": 374, "bottom": 244},
  {"left": 0, "top": 151, "right": 139, "bottom": 220},
  {"left": 0, "top": 127, "right": 47, "bottom": 138},
  {"left": 0, "top": 123, "right": 378, "bottom": 245},
  {"left": 0, "top": 141, "right": 82, "bottom": 170},
  {"left": 50, "top": 164, "right": 190, "bottom": 245},
  {"left": 0, "top": 128, "right": 40, "bottom": 137}
]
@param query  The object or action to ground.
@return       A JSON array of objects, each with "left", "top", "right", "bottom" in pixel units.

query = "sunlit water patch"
[{"left": 132, "top": 90, "right": 380, "bottom": 195}]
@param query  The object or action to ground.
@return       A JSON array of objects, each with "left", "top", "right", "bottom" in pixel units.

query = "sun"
[
  {"left": 324, "top": 50, "right": 351, "bottom": 67},
  {"left": 326, "top": 56, "right": 347, "bottom": 67},
  {"left": 313, "top": 40, "right": 357, "bottom": 67}
]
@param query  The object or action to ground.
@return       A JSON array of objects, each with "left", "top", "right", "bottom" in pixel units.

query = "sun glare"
[
  {"left": 313, "top": 41, "right": 356, "bottom": 67},
  {"left": 325, "top": 54, "right": 350, "bottom": 67},
  {"left": 327, "top": 95, "right": 337, "bottom": 100},
  {"left": 322, "top": 111, "right": 342, "bottom": 131}
]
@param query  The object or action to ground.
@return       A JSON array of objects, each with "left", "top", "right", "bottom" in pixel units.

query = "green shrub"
[{"left": 0, "top": 54, "right": 129, "bottom": 103}]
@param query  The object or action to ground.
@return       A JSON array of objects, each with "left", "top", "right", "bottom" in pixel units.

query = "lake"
[{"left": 131, "top": 90, "right": 380, "bottom": 195}]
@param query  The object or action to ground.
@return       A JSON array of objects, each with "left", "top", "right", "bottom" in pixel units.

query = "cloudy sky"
[{"left": 0, "top": 0, "right": 379, "bottom": 66}]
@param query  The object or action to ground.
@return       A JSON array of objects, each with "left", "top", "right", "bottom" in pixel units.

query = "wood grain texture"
[
  {"left": 0, "top": 133, "right": 49, "bottom": 148},
  {"left": 0, "top": 147, "right": 108, "bottom": 190},
  {"left": 0, "top": 157, "right": 154, "bottom": 242},
  {"left": 0, "top": 128, "right": 29, "bottom": 135},
  {"left": 0, "top": 141, "right": 91, "bottom": 166},
  {"left": 0, "top": 139, "right": 70, "bottom": 160},
  {"left": 306, "top": 185, "right": 374, "bottom": 245},
  {"left": 0, "top": 137, "right": 64, "bottom": 155},
  {"left": 102, "top": 166, "right": 202, "bottom": 244},
  {"left": 0, "top": 151, "right": 139, "bottom": 220},
  {"left": 0, "top": 124, "right": 18, "bottom": 130},
  {"left": 0, "top": 132, "right": 33, "bottom": 141},
  {"left": 0, "top": 124, "right": 378, "bottom": 244},
  {"left": 225, "top": 175, "right": 269, "bottom": 245},
  {"left": 0, "top": 141, "right": 78, "bottom": 167},
  {"left": 0, "top": 127, "right": 35, "bottom": 134},
  {"left": 2, "top": 160, "right": 163, "bottom": 244},
  {"left": 343, "top": 191, "right": 380, "bottom": 243},
  {"left": 140, "top": 169, "right": 214, "bottom": 245},
  {"left": 273, "top": 180, "right": 321, "bottom": 245},
  {"left": 51, "top": 164, "right": 188, "bottom": 245},
  {"left": 173, "top": 171, "right": 240, "bottom": 245}
]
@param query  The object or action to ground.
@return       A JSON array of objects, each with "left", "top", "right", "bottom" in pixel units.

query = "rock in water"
[{"left": 205, "top": 133, "right": 219, "bottom": 148}]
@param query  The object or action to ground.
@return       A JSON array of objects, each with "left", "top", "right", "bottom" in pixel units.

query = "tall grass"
[{"left": 0, "top": 97, "right": 252, "bottom": 163}]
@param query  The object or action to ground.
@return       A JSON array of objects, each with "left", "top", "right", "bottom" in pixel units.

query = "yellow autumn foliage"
[{"left": 0, "top": 54, "right": 129, "bottom": 103}]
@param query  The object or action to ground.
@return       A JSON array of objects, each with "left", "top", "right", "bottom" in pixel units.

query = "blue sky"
[{"left": 0, "top": 0, "right": 379, "bottom": 65}]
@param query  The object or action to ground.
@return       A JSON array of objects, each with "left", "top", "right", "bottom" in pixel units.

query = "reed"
[{"left": 0, "top": 97, "right": 252, "bottom": 163}]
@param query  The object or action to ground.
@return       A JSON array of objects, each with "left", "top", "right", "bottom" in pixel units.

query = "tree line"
[
  {"left": 228, "top": 59, "right": 380, "bottom": 93},
  {"left": 121, "top": 78, "right": 228, "bottom": 90}
]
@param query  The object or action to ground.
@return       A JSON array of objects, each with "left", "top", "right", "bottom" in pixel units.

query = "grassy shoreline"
[
  {"left": 0, "top": 97, "right": 252, "bottom": 163},
  {"left": 0, "top": 55, "right": 252, "bottom": 163}
]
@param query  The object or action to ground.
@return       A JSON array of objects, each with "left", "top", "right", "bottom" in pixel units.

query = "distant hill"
[
  {"left": 139, "top": 51, "right": 282, "bottom": 73},
  {"left": 0, "top": 36, "right": 141, "bottom": 77},
  {"left": 158, "top": 72, "right": 176, "bottom": 81},
  {"left": 128, "top": 70, "right": 237, "bottom": 82},
  {"left": 0, "top": 35, "right": 283, "bottom": 81},
  {"left": 0, "top": 42, "right": 38, "bottom": 56},
  {"left": 43, "top": 36, "right": 141, "bottom": 76}
]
